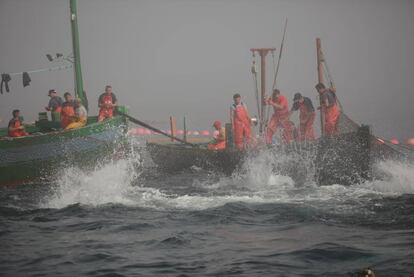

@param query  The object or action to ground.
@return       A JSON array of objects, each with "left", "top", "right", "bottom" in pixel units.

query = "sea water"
[{"left": 1, "top": 141, "right": 413, "bottom": 276}]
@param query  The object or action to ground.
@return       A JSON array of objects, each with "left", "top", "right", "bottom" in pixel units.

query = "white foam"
[
  {"left": 358, "top": 160, "right": 414, "bottom": 195},
  {"left": 40, "top": 142, "right": 414, "bottom": 212}
]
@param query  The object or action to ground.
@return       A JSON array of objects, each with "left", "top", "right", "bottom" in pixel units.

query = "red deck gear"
[
  {"left": 61, "top": 102, "right": 75, "bottom": 129},
  {"left": 232, "top": 103, "right": 251, "bottom": 150},
  {"left": 324, "top": 104, "right": 339, "bottom": 136},
  {"left": 265, "top": 95, "right": 293, "bottom": 144},
  {"left": 98, "top": 93, "right": 115, "bottom": 121},
  {"left": 8, "top": 118, "right": 28, "bottom": 137},
  {"left": 298, "top": 102, "right": 315, "bottom": 141}
]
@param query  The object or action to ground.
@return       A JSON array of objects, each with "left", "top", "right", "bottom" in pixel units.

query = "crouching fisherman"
[
  {"left": 65, "top": 98, "right": 88, "bottom": 130},
  {"left": 208, "top": 120, "right": 226, "bottom": 150},
  {"left": 8, "top": 109, "right": 29, "bottom": 137}
]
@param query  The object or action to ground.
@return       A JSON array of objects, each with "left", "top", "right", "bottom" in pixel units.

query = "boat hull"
[
  {"left": 0, "top": 116, "right": 128, "bottom": 186},
  {"left": 147, "top": 125, "right": 373, "bottom": 186}
]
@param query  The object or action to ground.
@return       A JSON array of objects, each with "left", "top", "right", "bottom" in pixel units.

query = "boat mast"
[
  {"left": 250, "top": 48, "right": 276, "bottom": 135},
  {"left": 70, "top": 0, "right": 87, "bottom": 110},
  {"left": 316, "top": 38, "right": 325, "bottom": 137}
]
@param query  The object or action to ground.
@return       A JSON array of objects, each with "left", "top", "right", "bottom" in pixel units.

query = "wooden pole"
[
  {"left": 183, "top": 116, "right": 187, "bottom": 142},
  {"left": 250, "top": 48, "right": 276, "bottom": 135},
  {"left": 316, "top": 38, "right": 325, "bottom": 137},
  {"left": 170, "top": 116, "right": 177, "bottom": 142}
]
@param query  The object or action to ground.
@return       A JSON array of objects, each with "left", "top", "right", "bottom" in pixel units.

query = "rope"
[
  {"left": 7, "top": 64, "right": 73, "bottom": 76},
  {"left": 263, "top": 18, "right": 288, "bottom": 136},
  {"left": 272, "top": 18, "right": 288, "bottom": 90},
  {"left": 320, "top": 50, "right": 345, "bottom": 112}
]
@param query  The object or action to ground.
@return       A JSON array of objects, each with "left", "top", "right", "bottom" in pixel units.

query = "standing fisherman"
[
  {"left": 265, "top": 89, "right": 293, "bottom": 144},
  {"left": 231, "top": 93, "right": 252, "bottom": 150},
  {"left": 290, "top": 92, "right": 315, "bottom": 141},
  {"left": 315, "top": 83, "right": 339, "bottom": 136},
  {"left": 98, "top": 85, "right": 118, "bottom": 122}
]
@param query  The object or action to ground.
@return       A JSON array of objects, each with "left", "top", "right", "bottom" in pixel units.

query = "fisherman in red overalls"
[
  {"left": 231, "top": 93, "right": 252, "bottom": 150},
  {"left": 315, "top": 83, "right": 340, "bottom": 137},
  {"left": 208, "top": 120, "right": 226, "bottom": 150},
  {"left": 265, "top": 89, "right": 293, "bottom": 144},
  {"left": 290, "top": 92, "right": 316, "bottom": 141},
  {"left": 98, "top": 85, "right": 118, "bottom": 122},
  {"left": 60, "top": 92, "right": 76, "bottom": 129},
  {"left": 8, "top": 109, "right": 29, "bottom": 137}
]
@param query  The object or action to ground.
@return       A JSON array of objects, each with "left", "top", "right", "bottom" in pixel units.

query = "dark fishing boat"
[
  {"left": 0, "top": 0, "right": 129, "bottom": 186},
  {"left": 146, "top": 38, "right": 389, "bottom": 186}
]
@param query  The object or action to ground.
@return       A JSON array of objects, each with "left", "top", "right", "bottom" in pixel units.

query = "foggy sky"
[{"left": 1, "top": 0, "right": 413, "bottom": 140}]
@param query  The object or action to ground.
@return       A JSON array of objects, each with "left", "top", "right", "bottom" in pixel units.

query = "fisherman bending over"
[
  {"left": 291, "top": 92, "right": 315, "bottom": 141},
  {"left": 265, "top": 89, "right": 293, "bottom": 144},
  {"left": 315, "top": 83, "right": 340, "bottom": 137},
  {"left": 98, "top": 85, "right": 117, "bottom": 122},
  {"left": 8, "top": 109, "right": 29, "bottom": 137},
  {"left": 231, "top": 93, "right": 252, "bottom": 150},
  {"left": 208, "top": 120, "right": 226, "bottom": 150}
]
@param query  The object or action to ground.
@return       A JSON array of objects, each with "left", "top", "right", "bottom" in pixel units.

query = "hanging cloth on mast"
[
  {"left": 1, "top": 73, "right": 11, "bottom": 94},
  {"left": 22, "top": 72, "right": 31, "bottom": 87},
  {"left": 0, "top": 65, "right": 72, "bottom": 95}
]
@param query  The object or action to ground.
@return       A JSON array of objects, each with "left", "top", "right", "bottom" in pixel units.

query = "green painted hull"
[{"left": 0, "top": 116, "right": 128, "bottom": 186}]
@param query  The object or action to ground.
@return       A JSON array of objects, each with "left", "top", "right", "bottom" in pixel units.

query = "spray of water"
[{"left": 41, "top": 143, "right": 414, "bottom": 211}]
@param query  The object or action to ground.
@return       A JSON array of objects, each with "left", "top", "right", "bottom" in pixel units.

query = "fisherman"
[
  {"left": 98, "top": 85, "right": 118, "bottom": 122},
  {"left": 265, "top": 89, "right": 293, "bottom": 144},
  {"left": 208, "top": 120, "right": 226, "bottom": 150},
  {"left": 65, "top": 98, "right": 87, "bottom": 130},
  {"left": 231, "top": 93, "right": 252, "bottom": 150},
  {"left": 290, "top": 92, "right": 316, "bottom": 141},
  {"left": 45, "top": 89, "right": 63, "bottom": 121},
  {"left": 315, "top": 83, "right": 340, "bottom": 136},
  {"left": 8, "top": 109, "right": 29, "bottom": 137},
  {"left": 45, "top": 89, "right": 63, "bottom": 113},
  {"left": 60, "top": 92, "right": 76, "bottom": 129}
]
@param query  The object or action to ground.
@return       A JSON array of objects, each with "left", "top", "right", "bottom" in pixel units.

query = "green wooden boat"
[
  {"left": 0, "top": 115, "right": 128, "bottom": 185},
  {"left": 0, "top": 0, "right": 129, "bottom": 186}
]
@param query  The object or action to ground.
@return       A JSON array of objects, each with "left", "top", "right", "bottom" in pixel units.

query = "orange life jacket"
[
  {"left": 61, "top": 102, "right": 75, "bottom": 128},
  {"left": 8, "top": 118, "right": 23, "bottom": 137},
  {"left": 100, "top": 94, "right": 114, "bottom": 110},
  {"left": 273, "top": 95, "right": 289, "bottom": 118}
]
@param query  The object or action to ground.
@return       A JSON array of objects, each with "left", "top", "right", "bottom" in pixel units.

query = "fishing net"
[{"left": 337, "top": 110, "right": 360, "bottom": 134}]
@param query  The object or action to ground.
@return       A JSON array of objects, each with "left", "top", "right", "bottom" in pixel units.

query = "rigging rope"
[
  {"left": 263, "top": 18, "right": 288, "bottom": 136},
  {"left": 7, "top": 64, "right": 73, "bottom": 76}
]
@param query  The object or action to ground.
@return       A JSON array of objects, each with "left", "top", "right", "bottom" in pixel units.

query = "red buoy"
[{"left": 390, "top": 138, "right": 399, "bottom": 145}]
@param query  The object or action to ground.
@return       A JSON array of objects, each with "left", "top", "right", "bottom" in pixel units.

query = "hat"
[
  {"left": 293, "top": 92, "right": 302, "bottom": 101},
  {"left": 213, "top": 120, "right": 221, "bottom": 128},
  {"left": 48, "top": 89, "right": 56, "bottom": 96}
]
